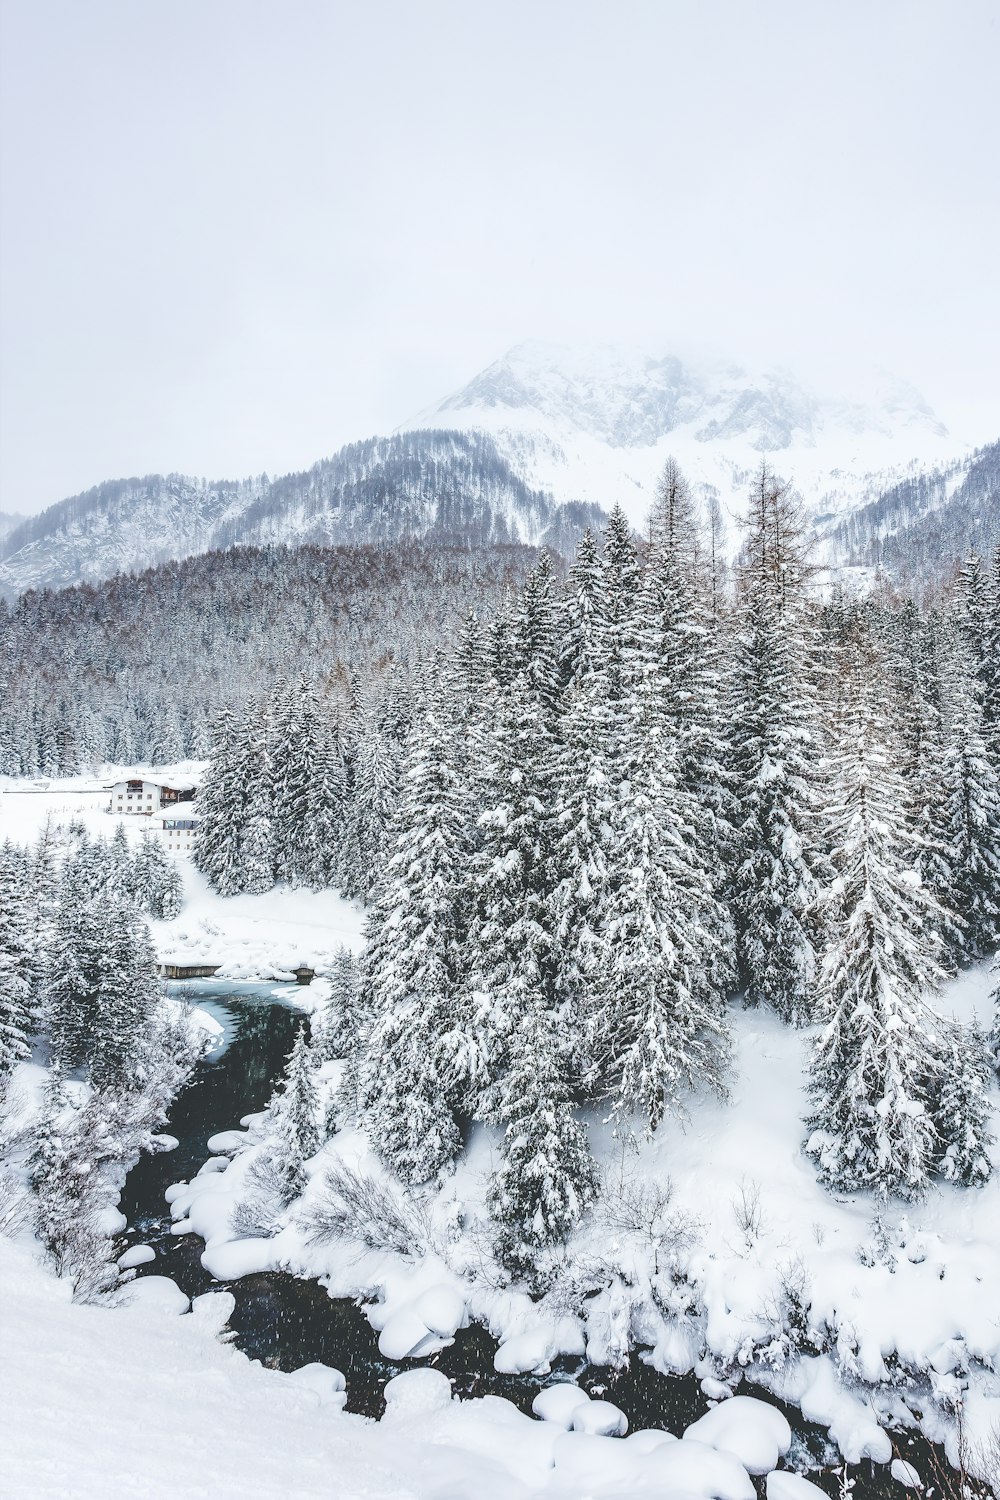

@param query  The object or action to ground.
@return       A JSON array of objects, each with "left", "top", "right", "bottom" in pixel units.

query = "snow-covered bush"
[{"left": 299, "top": 1161, "right": 430, "bottom": 1256}]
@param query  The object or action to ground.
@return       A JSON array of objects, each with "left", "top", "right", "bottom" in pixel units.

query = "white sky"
[{"left": 1, "top": 0, "right": 998, "bottom": 515}]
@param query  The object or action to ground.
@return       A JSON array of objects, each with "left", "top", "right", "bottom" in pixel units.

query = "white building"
[
  {"left": 109, "top": 776, "right": 196, "bottom": 816},
  {"left": 159, "top": 810, "right": 200, "bottom": 858}
]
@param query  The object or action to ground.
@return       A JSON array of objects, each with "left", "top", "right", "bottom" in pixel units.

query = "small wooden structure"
[
  {"left": 293, "top": 965, "right": 316, "bottom": 986},
  {"left": 159, "top": 963, "right": 221, "bottom": 980}
]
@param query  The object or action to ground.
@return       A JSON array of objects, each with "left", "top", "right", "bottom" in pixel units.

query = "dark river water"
[{"left": 116, "top": 985, "right": 954, "bottom": 1499}]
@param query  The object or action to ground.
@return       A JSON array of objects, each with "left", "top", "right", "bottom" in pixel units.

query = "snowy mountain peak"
[{"left": 419, "top": 340, "right": 949, "bottom": 454}]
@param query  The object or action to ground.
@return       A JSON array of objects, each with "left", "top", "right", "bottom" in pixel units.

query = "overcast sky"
[{"left": 1, "top": 0, "right": 998, "bottom": 515}]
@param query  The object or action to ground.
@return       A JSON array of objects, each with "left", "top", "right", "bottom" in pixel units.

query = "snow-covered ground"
[{"left": 3, "top": 770, "right": 998, "bottom": 1492}]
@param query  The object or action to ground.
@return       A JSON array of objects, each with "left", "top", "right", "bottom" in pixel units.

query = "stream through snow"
[{"left": 116, "top": 984, "right": 950, "bottom": 1497}]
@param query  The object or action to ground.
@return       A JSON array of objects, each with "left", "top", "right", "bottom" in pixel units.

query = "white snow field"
[{"left": 3, "top": 770, "right": 999, "bottom": 1492}]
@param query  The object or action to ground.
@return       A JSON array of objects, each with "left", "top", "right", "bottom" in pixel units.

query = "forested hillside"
[
  {"left": 0, "top": 540, "right": 540, "bottom": 775},
  {"left": 828, "top": 440, "right": 1000, "bottom": 584}
]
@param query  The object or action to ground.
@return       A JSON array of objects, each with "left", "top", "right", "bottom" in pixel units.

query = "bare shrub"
[
  {"left": 733, "top": 1176, "right": 764, "bottom": 1248},
  {"left": 299, "top": 1162, "right": 429, "bottom": 1256},
  {"left": 601, "top": 1173, "right": 701, "bottom": 1269}
]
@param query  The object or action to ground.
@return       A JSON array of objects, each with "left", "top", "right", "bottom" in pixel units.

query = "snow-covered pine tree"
[
  {"left": 487, "top": 993, "right": 599, "bottom": 1271},
  {"left": 0, "top": 857, "right": 35, "bottom": 1081},
  {"left": 337, "top": 695, "right": 400, "bottom": 902},
  {"left": 358, "top": 687, "right": 469, "bottom": 1183},
  {"left": 600, "top": 504, "right": 642, "bottom": 706},
  {"left": 266, "top": 677, "right": 298, "bottom": 885},
  {"left": 304, "top": 698, "right": 347, "bottom": 890},
  {"left": 311, "top": 945, "right": 359, "bottom": 1062},
  {"left": 730, "top": 461, "right": 826, "bottom": 1024},
  {"left": 237, "top": 697, "right": 276, "bottom": 895},
  {"left": 929, "top": 1018, "right": 994, "bottom": 1187},
  {"left": 46, "top": 852, "right": 161, "bottom": 1086},
  {"left": 108, "top": 824, "right": 136, "bottom": 897},
  {"left": 933, "top": 629, "right": 1000, "bottom": 957},
  {"left": 804, "top": 617, "right": 970, "bottom": 1199},
  {"left": 512, "top": 550, "right": 562, "bottom": 722},
  {"left": 267, "top": 1026, "right": 321, "bottom": 1195},
  {"left": 133, "top": 833, "right": 183, "bottom": 920},
  {"left": 88, "top": 893, "right": 161, "bottom": 1089},
  {"left": 641, "top": 457, "right": 737, "bottom": 994},
  {"left": 193, "top": 706, "right": 248, "bottom": 894},
  {"left": 550, "top": 531, "right": 614, "bottom": 1077},
  {"left": 593, "top": 549, "right": 731, "bottom": 1132},
  {"left": 46, "top": 863, "right": 105, "bottom": 1072},
  {"left": 465, "top": 620, "right": 599, "bottom": 1243}
]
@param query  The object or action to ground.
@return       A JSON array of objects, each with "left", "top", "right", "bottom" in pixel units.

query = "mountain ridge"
[{"left": 2, "top": 342, "right": 992, "bottom": 597}]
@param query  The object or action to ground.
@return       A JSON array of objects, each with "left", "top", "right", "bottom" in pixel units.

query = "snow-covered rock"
[
  {"left": 95, "top": 1207, "right": 127, "bottom": 1236},
  {"left": 117, "top": 1245, "right": 156, "bottom": 1270},
  {"left": 382, "top": 1368, "right": 452, "bottom": 1418},
  {"left": 550, "top": 1431, "right": 643, "bottom": 1488},
  {"left": 890, "top": 1459, "right": 923, "bottom": 1488},
  {"left": 121, "top": 1276, "right": 190, "bottom": 1316},
  {"left": 643, "top": 1436, "right": 757, "bottom": 1500},
  {"left": 149, "top": 1134, "right": 179, "bottom": 1152},
  {"left": 284, "top": 1363, "right": 348, "bottom": 1410},
  {"left": 766, "top": 1472, "right": 830, "bottom": 1500},
  {"left": 684, "top": 1395, "right": 792, "bottom": 1475},
  {"left": 413, "top": 1284, "right": 466, "bottom": 1339},
  {"left": 189, "top": 1290, "right": 235, "bottom": 1336},
  {"left": 625, "top": 1428, "right": 679, "bottom": 1453},
  {"left": 493, "top": 1320, "right": 584, "bottom": 1374},
  {"left": 377, "top": 1308, "right": 441, "bottom": 1361},
  {"left": 206, "top": 1129, "right": 248, "bottom": 1154},
  {"left": 531, "top": 1382, "right": 590, "bottom": 1428},
  {"left": 570, "top": 1398, "right": 628, "bottom": 1437}
]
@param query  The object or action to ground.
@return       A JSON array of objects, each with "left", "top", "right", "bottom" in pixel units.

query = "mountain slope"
[
  {"left": 0, "top": 430, "right": 602, "bottom": 597},
  {"left": 825, "top": 439, "right": 1000, "bottom": 581},
  {"left": 2, "top": 342, "right": 990, "bottom": 597}
]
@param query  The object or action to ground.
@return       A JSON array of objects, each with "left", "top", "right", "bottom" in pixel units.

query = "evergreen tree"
[
  {"left": 934, "top": 632, "right": 1000, "bottom": 956},
  {"left": 550, "top": 532, "right": 614, "bottom": 1073},
  {"left": 467, "top": 670, "right": 561, "bottom": 1116},
  {"left": 730, "top": 462, "right": 825, "bottom": 1024},
  {"left": 487, "top": 995, "right": 599, "bottom": 1269},
  {"left": 268, "top": 1026, "right": 321, "bottom": 1194},
  {"left": 600, "top": 504, "right": 642, "bottom": 706},
  {"left": 47, "top": 866, "right": 160, "bottom": 1087},
  {"left": 237, "top": 697, "right": 276, "bottom": 895},
  {"left": 929, "top": 1020, "right": 994, "bottom": 1187},
  {"left": 311, "top": 945, "right": 359, "bottom": 1062},
  {"left": 804, "top": 620, "right": 964, "bottom": 1199},
  {"left": 0, "top": 847, "right": 36, "bottom": 1082},
  {"left": 359, "top": 690, "right": 469, "bottom": 1182},
  {"left": 597, "top": 593, "right": 730, "bottom": 1129},
  {"left": 193, "top": 706, "right": 247, "bottom": 894},
  {"left": 133, "top": 834, "right": 183, "bottom": 920}
]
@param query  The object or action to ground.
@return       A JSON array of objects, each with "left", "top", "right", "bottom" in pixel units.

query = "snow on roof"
[{"left": 110, "top": 775, "right": 198, "bottom": 791}]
